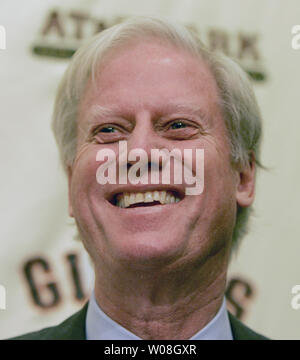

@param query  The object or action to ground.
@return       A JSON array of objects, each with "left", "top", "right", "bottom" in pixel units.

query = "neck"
[{"left": 93, "top": 246, "right": 230, "bottom": 340}]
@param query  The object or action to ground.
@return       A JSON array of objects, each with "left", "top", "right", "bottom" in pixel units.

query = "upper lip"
[{"left": 105, "top": 184, "right": 185, "bottom": 204}]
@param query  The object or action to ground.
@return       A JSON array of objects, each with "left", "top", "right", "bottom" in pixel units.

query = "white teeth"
[
  {"left": 160, "top": 191, "right": 166, "bottom": 204},
  {"left": 135, "top": 193, "right": 144, "bottom": 203},
  {"left": 118, "top": 196, "right": 125, "bottom": 208},
  {"left": 129, "top": 193, "right": 135, "bottom": 205},
  {"left": 115, "top": 190, "right": 180, "bottom": 208},
  {"left": 144, "top": 192, "right": 153, "bottom": 203},
  {"left": 153, "top": 191, "right": 160, "bottom": 201},
  {"left": 124, "top": 193, "right": 130, "bottom": 208},
  {"left": 165, "top": 193, "right": 171, "bottom": 203}
]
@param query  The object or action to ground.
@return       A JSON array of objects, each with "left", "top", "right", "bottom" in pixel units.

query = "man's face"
[{"left": 68, "top": 40, "right": 249, "bottom": 271}]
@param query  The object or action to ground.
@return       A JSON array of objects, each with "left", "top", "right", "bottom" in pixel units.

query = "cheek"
[
  {"left": 70, "top": 147, "right": 102, "bottom": 210},
  {"left": 193, "top": 150, "right": 237, "bottom": 251},
  {"left": 205, "top": 155, "right": 237, "bottom": 237},
  {"left": 69, "top": 148, "right": 109, "bottom": 254},
  {"left": 194, "top": 138, "right": 237, "bottom": 213},
  {"left": 205, "top": 154, "right": 237, "bottom": 203},
  {"left": 185, "top": 137, "right": 232, "bottom": 183}
]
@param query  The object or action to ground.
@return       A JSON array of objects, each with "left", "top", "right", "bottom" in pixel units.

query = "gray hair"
[{"left": 52, "top": 16, "right": 262, "bottom": 249}]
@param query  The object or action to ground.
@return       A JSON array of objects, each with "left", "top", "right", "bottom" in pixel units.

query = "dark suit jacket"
[{"left": 8, "top": 303, "right": 268, "bottom": 340}]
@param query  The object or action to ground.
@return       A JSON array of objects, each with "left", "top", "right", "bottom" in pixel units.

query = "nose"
[
  {"left": 128, "top": 112, "right": 164, "bottom": 154},
  {"left": 123, "top": 111, "right": 167, "bottom": 175}
]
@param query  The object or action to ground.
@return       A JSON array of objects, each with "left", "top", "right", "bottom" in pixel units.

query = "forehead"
[{"left": 79, "top": 39, "right": 220, "bottom": 119}]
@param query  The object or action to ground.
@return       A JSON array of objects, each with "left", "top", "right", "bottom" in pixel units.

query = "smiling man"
[{"left": 13, "top": 16, "right": 267, "bottom": 340}]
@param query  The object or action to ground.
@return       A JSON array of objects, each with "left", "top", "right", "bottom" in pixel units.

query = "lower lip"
[
  {"left": 106, "top": 200, "right": 182, "bottom": 214},
  {"left": 98, "top": 199, "right": 185, "bottom": 233}
]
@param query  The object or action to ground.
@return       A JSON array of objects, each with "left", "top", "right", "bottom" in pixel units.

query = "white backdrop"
[{"left": 1, "top": 0, "right": 300, "bottom": 340}]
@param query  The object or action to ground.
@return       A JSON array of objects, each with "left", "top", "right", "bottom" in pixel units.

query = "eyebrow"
[
  {"left": 84, "top": 102, "right": 210, "bottom": 129},
  {"left": 158, "top": 103, "right": 209, "bottom": 120},
  {"left": 86, "top": 105, "right": 120, "bottom": 125}
]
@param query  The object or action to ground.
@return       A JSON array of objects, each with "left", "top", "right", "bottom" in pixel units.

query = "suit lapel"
[
  {"left": 228, "top": 312, "right": 268, "bottom": 340},
  {"left": 50, "top": 303, "right": 88, "bottom": 340}
]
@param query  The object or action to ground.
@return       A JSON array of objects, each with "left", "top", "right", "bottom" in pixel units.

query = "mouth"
[{"left": 111, "top": 190, "right": 182, "bottom": 209}]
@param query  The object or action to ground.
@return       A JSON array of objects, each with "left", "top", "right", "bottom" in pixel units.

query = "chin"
[{"left": 106, "top": 231, "right": 187, "bottom": 268}]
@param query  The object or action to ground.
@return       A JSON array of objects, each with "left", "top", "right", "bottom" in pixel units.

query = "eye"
[
  {"left": 169, "top": 120, "right": 187, "bottom": 130},
  {"left": 99, "top": 126, "right": 117, "bottom": 133},
  {"left": 163, "top": 119, "right": 201, "bottom": 140},
  {"left": 89, "top": 123, "right": 126, "bottom": 144}
]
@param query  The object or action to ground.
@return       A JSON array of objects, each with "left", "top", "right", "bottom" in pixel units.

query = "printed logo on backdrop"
[
  {"left": 31, "top": 9, "right": 267, "bottom": 82},
  {"left": 21, "top": 251, "right": 89, "bottom": 309}
]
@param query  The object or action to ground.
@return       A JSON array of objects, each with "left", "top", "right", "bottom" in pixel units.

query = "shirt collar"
[{"left": 86, "top": 291, "right": 233, "bottom": 340}]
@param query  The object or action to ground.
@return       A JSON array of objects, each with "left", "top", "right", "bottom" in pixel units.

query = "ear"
[
  {"left": 67, "top": 166, "right": 74, "bottom": 217},
  {"left": 235, "top": 153, "right": 256, "bottom": 208}
]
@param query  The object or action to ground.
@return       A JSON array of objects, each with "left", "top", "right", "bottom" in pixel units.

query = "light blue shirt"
[{"left": 86, "top": 291, "right": 233, "bottom": 340}]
